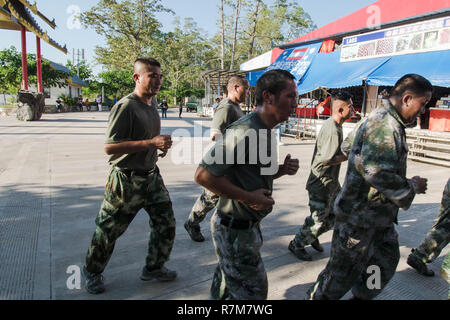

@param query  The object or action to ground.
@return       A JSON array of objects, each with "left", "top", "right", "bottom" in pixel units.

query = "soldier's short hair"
[
  {"left": 227, "top": 75, "right": 248, "bottom": 92},
  {"left": 330, "top": 90, "right": 353, "bottom": 103},
  {"left": 255, "top": 69, "right": 295, "bottom": 106},
  {"left": 390, "top": 74, "right": 433, "bottom": 98},
  {"left": 134, "top": 57, "right": 161, "bottom": 73}
]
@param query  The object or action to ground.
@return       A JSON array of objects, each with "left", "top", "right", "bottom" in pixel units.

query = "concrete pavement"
[{"left": 0, "top": 108, "right": 449, "bottom": 300}]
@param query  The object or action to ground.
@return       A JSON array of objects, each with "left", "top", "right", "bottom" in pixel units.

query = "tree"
[
  {"left": 86, "top": 70, "right": 135, "bottom": 101},
  {"left": 247, "top": 0, "right": 262, "bottom": 60},
  {"left": 212, "top": 0, "right": 317, "bottom": 70},
  {"left": 229, "top": 0, "right": 242, "bottom": 70},
  {"left": 0, "top": 46, "right": 69, "bottom": 97},
  {"left": 0, "top": 47, "right": 21, "bottom": 98},
  {"left": 151, "top": 17, "right": 213, "bottom": 104},
  {"left": 219, "top": 0, "right": 225, "bottom": 69},
  {"left": 80, "top": 0, "right": 173, "bottom": 71},
  {"left": 66, "top": 60, "right": 94, "bottom": 81}
]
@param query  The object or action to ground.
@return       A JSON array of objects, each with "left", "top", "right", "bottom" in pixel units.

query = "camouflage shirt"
[
  {"left": 341, "top": 117, "right": 367, "bottom": 157},
  {"left": 334, "top": 99, "right": 416, "bottom": 228}
]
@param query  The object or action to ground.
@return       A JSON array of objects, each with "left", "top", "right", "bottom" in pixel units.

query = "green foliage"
[
  {"left": 0, "top": 46, "right": 70, "bottom": 94},
  {"left": 79, "top": 0, "right": 317, "bottom": 102},
  {"left": 0, "top": 46, "right": 22, "bottom": 94},
  {"left": 80, "top": 0, "right": 173, "bottom": 71},
  {"left": 66, "top": 60, "right": 94, "bottom": 81},
  {"left": 58, "top": 94, "right": 78, "bottom": 106}
]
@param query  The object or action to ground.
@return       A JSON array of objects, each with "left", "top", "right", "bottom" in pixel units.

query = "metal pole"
[
  {"left": 218, "top": 72, "right": 221, "bottom": 99},
  {"left": 20, "top": 26, "right": 28, "bottom": 90},
  {"left": 362, "top": 81, "right": 368, "bottom": 116},
  {"left": 36, "top": 36, "right": 43, "bottom": 93}
]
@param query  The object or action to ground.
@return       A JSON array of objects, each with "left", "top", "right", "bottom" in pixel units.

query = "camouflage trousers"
[
  {"left": 293, "top": 185, "right": 340, "bottom": 248},
  {"left": 411, "top": 214, "right": 450, "bottom": 264},
  {"left": 307, "top": 222, "right": 400, "bottom": 300},
  {"left": 187, "top": 187, "right": 219, "bottom": 226},
  {"left": 411, "top": 180, "right": 450, "bottom": 264},
  {"left": 85, "top": 167, "right": 176, "bottom": 274},
  {"left": 210, "top": 211, "right": 268, "bottom": 300},
  {"left": 440, "top": 252, "right": 450, "bottom": 299}
]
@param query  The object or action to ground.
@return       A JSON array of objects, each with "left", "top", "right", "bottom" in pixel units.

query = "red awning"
[
  {"left": 290, "top": 0, "right": 450, "bottom": 44},
  {"left": 271, "top": 0, "right": 450, "bottom": 62}
]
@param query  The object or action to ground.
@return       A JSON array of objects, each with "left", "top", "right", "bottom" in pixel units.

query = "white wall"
[{"left": 29, "top": 84, "right": 84, "bottom": 105}]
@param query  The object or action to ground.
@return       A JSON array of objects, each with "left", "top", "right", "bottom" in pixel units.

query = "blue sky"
[{"left": 0, "top": 0, "right": 377, "bottom": 75}]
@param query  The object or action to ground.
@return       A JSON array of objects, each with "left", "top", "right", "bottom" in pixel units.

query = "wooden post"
[
  {"left": 36, "top": 36, "right": 43, "bottom": 93},
  {"left": 20, "top": 26, "right": 28, "bottom": 90}
]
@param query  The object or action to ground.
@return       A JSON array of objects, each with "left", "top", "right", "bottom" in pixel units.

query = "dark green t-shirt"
[
  {"left": 306, "top": 117, "right": 343, "bottom": 192},
  {"left": 105, "top": 93, "right": 161, "bottom": 171},
  {"left": 200, "top": 112, "right": 276, "bottom": 222},
  {"left": 211, "top": 98, "right": 244, "bottom": 134}
]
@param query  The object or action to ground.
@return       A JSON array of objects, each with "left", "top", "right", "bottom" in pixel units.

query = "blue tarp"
[
  {"left": 247, "top": 49, "right": 450, "bottom": 93},
  {"left": 297, "top": 51, "right": 390, "bottom": 95},
  {"left": 266, "top": 42, "right": 322, "bottom": 82},
  {"left": 246, "top": 70, "right": 265, "bottom": 86},
  {"left": 366, "top": 50, "right": 450, "bottom": 88}
]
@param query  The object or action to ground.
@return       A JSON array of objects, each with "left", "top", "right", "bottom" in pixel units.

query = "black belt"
[
  {"left": 115, "top": 167, "right": 156, "bottom": 177},
  {"left": 217, "top": 211, "right": 258, "bottom": 230}
]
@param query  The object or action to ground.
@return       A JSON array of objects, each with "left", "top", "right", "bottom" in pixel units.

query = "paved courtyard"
[{"left": 0, "top": 108, "right": 449, "bottom": 300}]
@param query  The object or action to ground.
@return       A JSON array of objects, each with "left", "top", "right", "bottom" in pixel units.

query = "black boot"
[
  {"left": 407, "top": 250, "right": 435, "bottom": 277},
  {"left": 288, "top": 240, "right": 312, "bottom": 261},
  {"left": 184, "top": 220, "right": 205, "bottom": 242}
]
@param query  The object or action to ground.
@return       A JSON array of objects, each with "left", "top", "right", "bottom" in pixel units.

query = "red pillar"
[
  {"left": 20, "top": 26, "right": 28, "bottom": 91},
  {"left": 36, "top": 36, "right": 43, "bottom": 93}
]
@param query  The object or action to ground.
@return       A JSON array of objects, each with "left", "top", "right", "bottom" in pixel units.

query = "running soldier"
[
  {"left": 408, "top": 178, "right": 450, "bottom": 276},
  {"left": 82, "top": 58, "right": 177, "bottom": 294},
  {"left": 195, "top": 69, "right": 299, "bottom": 299},
  {"left": 184, "top": 76, "right": 249, "bottom": 242},
  {"left": 307, "top": 74, "right": 432, "bottom": 300},
  {"left": 289, "top": 91, "right": 354, "bottom": 261}
]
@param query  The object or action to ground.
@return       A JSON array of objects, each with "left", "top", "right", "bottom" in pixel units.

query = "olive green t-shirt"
[
  {"left": 211, "top": 98, "right": 244, "bottom": 134},
  {"left": 200, "top": 112, "right": 276, "bottom": 222},
  {"left": 306, "top": 117, "right": 343, "bottom": 192},
  {"left": 105, "top": 93, "right": 161, "bottom": 171}
]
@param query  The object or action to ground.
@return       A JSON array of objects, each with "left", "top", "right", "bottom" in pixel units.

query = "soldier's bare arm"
[
  {"left": 194, "top": 166, "right": 274, "bottom": 210},
  {"left": 322, "top": 154, "right": 348, "bottom": 167}
]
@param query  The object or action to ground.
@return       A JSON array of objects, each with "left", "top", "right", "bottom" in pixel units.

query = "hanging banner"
[
  {"left": 265, "top": 42, "right": 322, "bottom": 82},
  {"left": 341, "top": 16, "right": 450, "bottom": 62}
]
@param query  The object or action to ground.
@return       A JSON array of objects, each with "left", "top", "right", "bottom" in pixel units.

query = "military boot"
[
  {"left": 82, "top": 266, "right": 105, "bottom": 294},
  {"left": 289, "top": 240, "right": 312, "bottom": 261},
  {"left": 184, "top": 220, "right": 205, "bottom": 242},
  {"left": 407, "top": 250, "right": 435, "bottom": 277},
  {"left": 140, "top": 266, "right": 177, "bottom": 282},
  {"left": 311, "top": 239, "right": 324, "bottom": 252}
]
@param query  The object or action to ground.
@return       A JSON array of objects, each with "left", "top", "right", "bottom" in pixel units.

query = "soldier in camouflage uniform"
[
  {"left": 307, "top": 74, "right": 432, "bottom": 300},
  {"left": 184, "top": 76, "right": 249, "bottom": 242},
  {"left": 82, "top": 58, "right": 177, "bottom": 294},
  {"left": 289, "top": 91, "right": 354, "bottom": 261},
  {"left": 440, "top": 250, "right": 450, "bottom": 299},
  {"left": 408, "top": 178, "right": 450, "bottom": 277},
  {"left": 195, "top": 70, "right": 299, "bottom": 299}
]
